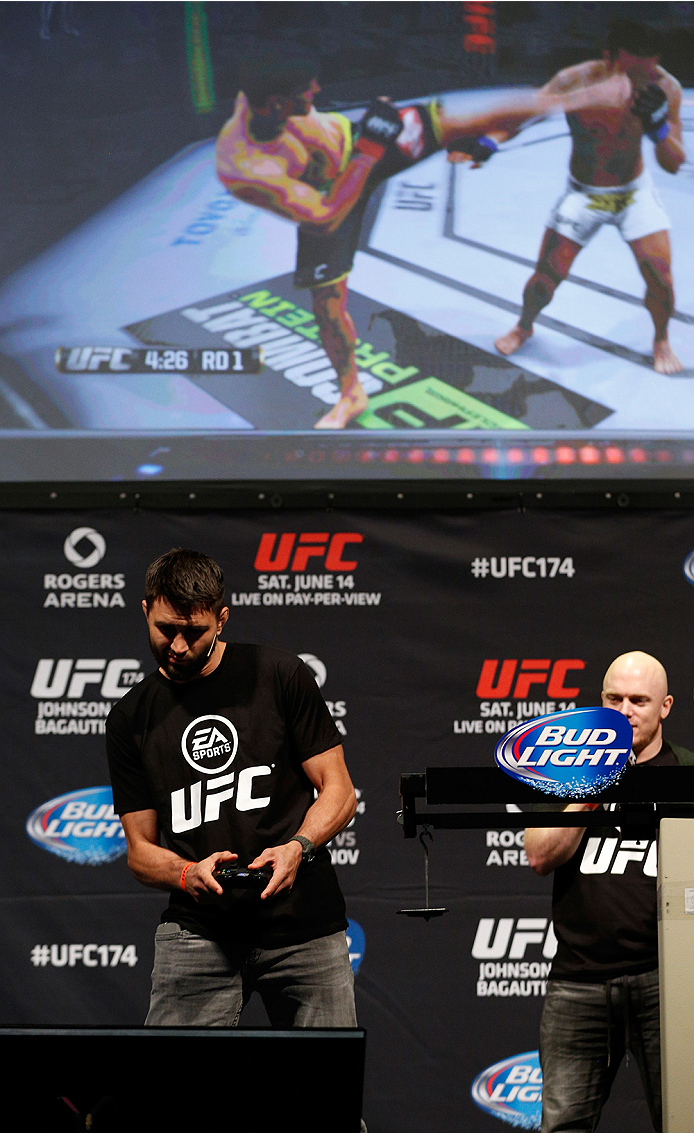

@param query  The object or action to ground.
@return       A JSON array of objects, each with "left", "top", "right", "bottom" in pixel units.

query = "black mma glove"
[
  {"left": 447, "top": 134, "right": 499, "bottom": 163},
  {"left": 632, "top": 83, "right": 669, "bottom": 142},
  {"left": 354, "top": 100, "right": 403, "bottom": 160}
]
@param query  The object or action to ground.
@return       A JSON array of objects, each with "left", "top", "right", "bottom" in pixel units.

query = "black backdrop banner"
[{"left": 2, "top": 507, "right": 694, "bottom": 1133}]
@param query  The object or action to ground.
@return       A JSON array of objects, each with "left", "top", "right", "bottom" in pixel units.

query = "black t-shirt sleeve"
[
  {"left": 282, "top": 659, "right": 342, "bottom": 762},
  {"left": 106, "top": 703, "right": 156, "bottom": 816}
]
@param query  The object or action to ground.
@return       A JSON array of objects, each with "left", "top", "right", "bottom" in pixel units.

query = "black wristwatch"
[{"left": 289, "top": 834, "right": 315, "bottom": 862}]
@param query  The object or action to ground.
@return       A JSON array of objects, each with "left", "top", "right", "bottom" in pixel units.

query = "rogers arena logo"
[
  {"left": 43, "top": 527, "right": 126, "bottom": 609},
  {"left": 298, "top": 652, "right": 327, "bottom": 688},
  {"left": 63, "top": 527, "right": 106, "bottom": 568},
  {"left": 181, "top": 715, "right": 239, "bottom": 774},
  {"left": 26, "top": 786, "right": 126, "bottom": 865},
  {"left": 471, "top": 1050, "right": 542, "bottom": 1130},
  {"left": 495, "top": 707, "right": 632, "bottom": 797},
  {"left": 298, "top": 652, "right": 347, "bottom": 737}
]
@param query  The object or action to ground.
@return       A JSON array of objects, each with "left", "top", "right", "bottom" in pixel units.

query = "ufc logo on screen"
[
  {"left": 254, "top": 532, "right": 363, "bottom": 572},
  {"left": 476, "top": 659, "right": 585, "bottom": 699}
]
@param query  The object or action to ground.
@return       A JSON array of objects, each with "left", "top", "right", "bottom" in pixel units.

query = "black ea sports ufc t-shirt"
[
  {"left": 550, "top": 743, "right": 679, "bottom": 981},
  {"left": 106, "top": 643, "right": 346, "bottom": 948}
]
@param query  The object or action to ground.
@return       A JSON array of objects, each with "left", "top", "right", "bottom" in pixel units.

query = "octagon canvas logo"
[
  {"left": 471, "top": 1050, "right": 542, "bottom": 1129},
  {"left": 181, "top": 714, "right": 239, "bottom": 774},
  {"left": 26, "top": 786, "right": 125, "bottom": 865},
  {"left": 495, "top": 707, "right": 632, "bottom": 797}
]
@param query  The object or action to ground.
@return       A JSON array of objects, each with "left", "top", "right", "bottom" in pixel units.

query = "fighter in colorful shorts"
[
  {"left": 217, "top": 46, "right": 639, "bottom": 427},
  {"left": 493, "top": 19, "right": 686, "bottom": 375}
]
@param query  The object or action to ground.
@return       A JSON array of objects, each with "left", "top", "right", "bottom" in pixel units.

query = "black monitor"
[{"left": 0, "top": 1026, "right": 366, "bottom": 1133}]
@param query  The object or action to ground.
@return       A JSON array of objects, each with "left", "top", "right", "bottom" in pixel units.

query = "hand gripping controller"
[{"left": 212, "top": 863, "right": 273, "bottom": 890}]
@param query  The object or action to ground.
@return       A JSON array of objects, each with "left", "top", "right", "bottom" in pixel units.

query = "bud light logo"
[
  {"left": 471, "top": 1050, "right": 542, "bottom": 1129},
  {"left": 495, "top": 707, "right": 632, "bottom": 797},
  {"left": 26, "top": 786, "right": 126, "bottom": 865},
  {"left": 346, "top": 918, "right": 365, "bottom": 975},
  {"left": 684, "top": 550, "right": 694, "bottom": 586}
]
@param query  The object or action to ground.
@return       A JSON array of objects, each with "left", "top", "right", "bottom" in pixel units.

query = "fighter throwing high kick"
[
  {"left": 494, "top": 19, "right": 686, "bottom": 375},
  {"left": 217, "top": 45, "right": 637, "bottom": 427}
]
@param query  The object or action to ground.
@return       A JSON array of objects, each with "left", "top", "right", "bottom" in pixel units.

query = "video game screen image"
[{"left": 1, "top": 1, "right": 693, "bottom": 482}]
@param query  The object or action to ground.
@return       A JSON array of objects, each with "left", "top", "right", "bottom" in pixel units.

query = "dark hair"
[
  {"left": 238, "top": 43, "right": 318, "bottom": 109},
  {"left": 606, "top": 19, "right": 664, "bottom": 60},
  {"left": 145, "top": 548, "right": 225, "bottom": 615}
]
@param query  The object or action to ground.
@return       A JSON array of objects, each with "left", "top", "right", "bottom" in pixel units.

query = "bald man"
[{"left": 525, "top": 651, "right": 694, "bottom": 1133}]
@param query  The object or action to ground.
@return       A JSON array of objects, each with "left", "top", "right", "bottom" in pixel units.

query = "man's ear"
[
  {"left": 217, "top": 606, "right": 230, "bottom": 632},
  {"left": 142, "top": 599, "right": 149, "bottom": 619}
]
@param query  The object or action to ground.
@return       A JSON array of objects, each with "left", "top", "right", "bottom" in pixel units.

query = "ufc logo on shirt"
[
  {"left": 580, "top": 836, "right": 657, "bottom": 877},
  {"left": 171, "top": 766, "right": 272, "bottom": 832}
]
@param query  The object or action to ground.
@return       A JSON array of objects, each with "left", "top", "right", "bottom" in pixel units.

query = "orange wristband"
[{"left": 180, "top": 862, "right": 194, "bottom": 892}]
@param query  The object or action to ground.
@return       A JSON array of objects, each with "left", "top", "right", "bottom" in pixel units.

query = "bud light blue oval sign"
[
  {"left": 471, "top": 1049, "right": 542, "bottom": 1129},
  {"left": 495, "top": 707, "right": 632, "bottom": 797},
  {"left": 26, "top": 786, "right": 126, "bottom": 865}
]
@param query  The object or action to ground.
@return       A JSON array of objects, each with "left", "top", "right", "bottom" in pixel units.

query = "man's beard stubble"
[{"left": 149, "top": 637, "right": 212, "bottom": 682}]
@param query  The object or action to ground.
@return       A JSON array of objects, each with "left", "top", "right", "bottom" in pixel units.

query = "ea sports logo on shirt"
[{"left": 181, "top": 714, "right": 238, "bottom": 774}]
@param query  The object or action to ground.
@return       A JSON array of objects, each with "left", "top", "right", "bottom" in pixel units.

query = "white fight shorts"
[{"left": 547, "top": 168, "right": 670, "bottom": 246}]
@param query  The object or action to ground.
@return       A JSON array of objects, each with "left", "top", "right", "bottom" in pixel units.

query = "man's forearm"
[
  {"left": 525, "top": 803, "right": 597, "bottom": 876},
  {"left": 656, "top": 132, "right": 685, "bottom": 173},
  {"left": 127, "top": 838, "right": 190, "bottom": 891},
  {"left": 294, "top": 781, "right": 357, "bottom": 847},
  {"left": 439, "top": 75, "right": 631, "bottom": 151}
]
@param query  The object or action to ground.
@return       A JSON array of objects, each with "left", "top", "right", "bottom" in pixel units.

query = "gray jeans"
[
  {"left": 540, "top": 969, "right": 661, "bottom": 1133},
  {"left": 145, "top": 924, "right": 358, "bottom": 1028}
]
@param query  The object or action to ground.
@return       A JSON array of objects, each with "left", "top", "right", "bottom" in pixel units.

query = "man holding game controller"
[
  {"left": 106, "top": 547, "right": 360, "bottom": 1028},
  {"left": 525, "top": 651, "right": 694, "bottom": 1132}
]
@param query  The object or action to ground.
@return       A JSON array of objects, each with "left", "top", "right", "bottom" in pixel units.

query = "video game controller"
[{"left": 212, "top": 863, "right": 273, "bottom": 890}]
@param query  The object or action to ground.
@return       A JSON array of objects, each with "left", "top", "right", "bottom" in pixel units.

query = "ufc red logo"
[
  {"left": 476, "top": 659, "right": 585, "bottom": 700},
  {"left": 254, "top": 533, "right": 363, "bottom": 573}
]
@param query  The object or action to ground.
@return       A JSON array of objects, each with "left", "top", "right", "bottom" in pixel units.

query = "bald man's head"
[{"left": 601, "top": 651, "right": 673, "bottom": 761}]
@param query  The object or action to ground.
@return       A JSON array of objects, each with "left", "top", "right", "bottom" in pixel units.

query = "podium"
[{"left": 399, "top": 766, "right": 694, "bottom": 1133}]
